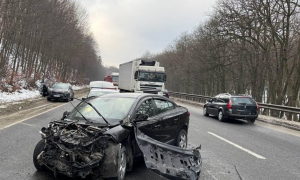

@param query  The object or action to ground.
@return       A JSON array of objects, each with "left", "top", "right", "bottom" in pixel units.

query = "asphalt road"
[{"left": 0, "top": 98, "right": 300, "bottom": 180}]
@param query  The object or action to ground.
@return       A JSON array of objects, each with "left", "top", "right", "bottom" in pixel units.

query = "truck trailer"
[{"left": 119, "top": 59, "right": 166, "bottom": 95}]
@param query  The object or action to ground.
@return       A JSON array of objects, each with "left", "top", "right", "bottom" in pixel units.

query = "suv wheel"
[
  {"left": 218, "top": 110, "right": 226, "bottom": 122},
  {"left": 203, "top": 107, "right": 209, "bottom": 116}
]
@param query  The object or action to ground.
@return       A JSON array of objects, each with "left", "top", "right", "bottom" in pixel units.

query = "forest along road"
[{"left": 0, "top": 99, "right": 300, "bottom": 180}]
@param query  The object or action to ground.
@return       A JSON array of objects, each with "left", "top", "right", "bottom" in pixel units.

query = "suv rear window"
[{"left": 230, "top": 97, "right": 256, "bottom": 105}]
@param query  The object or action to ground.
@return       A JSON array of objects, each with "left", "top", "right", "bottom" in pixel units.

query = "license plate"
[{"left": 54, "top": 95, "right": 60, "bottom": 97}]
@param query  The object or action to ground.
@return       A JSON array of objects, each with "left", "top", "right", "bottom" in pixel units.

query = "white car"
[
  {"left": 87, "top": 88, "right": 119, "bottom": 98},
  {"left": 89, "top": 81, "right": 117, "bottom": 90}
]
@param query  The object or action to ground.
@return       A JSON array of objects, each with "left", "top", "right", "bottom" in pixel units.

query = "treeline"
[
  {"left": 0, "top": 0, "right": 104, "bottom": 89},
  {"left": 148, "top": 0, "right": 300, "bottom": 120}
]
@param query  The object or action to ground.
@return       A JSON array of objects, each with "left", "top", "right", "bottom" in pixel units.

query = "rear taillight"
[
  {"left": 227, "top": 99, "right": 232, "bottom": 109},
  {"left": 187, "top": 111, "right": 190, "bottom": 117},
  {"left": 168, "top": 93, "right": 170, "bottom": 96},
  {"left": 256, "top": 102, "right": 259, "bottom": 111}
]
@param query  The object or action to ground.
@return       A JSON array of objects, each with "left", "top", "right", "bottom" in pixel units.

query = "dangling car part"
[
  {"left": 135, "top": 127, "right": 201, "bottom": 180},
  {"left": 33, "top": 93, "right": 202, "bottom": 180}
]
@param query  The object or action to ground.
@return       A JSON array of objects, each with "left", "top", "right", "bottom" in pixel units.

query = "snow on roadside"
[
  {"left": 72, "top": 85, "right": 88, "bottom": 90},
  {"left": 0, "top": 89, "right": 40, "bottom": 103},
  {"left": 0, "top": 85, "right": 88, "bottom": 104}
]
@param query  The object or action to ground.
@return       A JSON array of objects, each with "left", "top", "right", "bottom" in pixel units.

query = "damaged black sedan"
[{"left": 33, "top": 93, "right": 201, "bottom": 180}]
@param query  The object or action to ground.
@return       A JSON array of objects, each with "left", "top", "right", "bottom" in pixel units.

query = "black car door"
[
  {"left": 206, "top": 98, "right": 213, "bottom": 114},
  {"left": 152, "top": 98, "right": 178, "bottom": 144},
  {"left": 135, "top": 98, "right": 164, "bottom": 142},
  {"left": 208, "top": 98, "right": 218, "bottom": 115}
]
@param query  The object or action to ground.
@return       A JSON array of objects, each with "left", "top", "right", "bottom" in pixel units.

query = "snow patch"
[
  {"left": 72, "top": 85, "right": 88, "bottom": 90},
  {"left": 0, "top": 89, "right": 40, "bottom": 103}
]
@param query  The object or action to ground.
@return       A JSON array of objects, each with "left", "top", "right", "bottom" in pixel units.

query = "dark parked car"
[
  {"left": 203, "top": 93, "right": 259, "bottom": 123},
  {"left": 33, "top": 93, "right": 201, "bottom": 180},
  {"left": 47, "top": 82, "right": 74, "bottom": 102}
]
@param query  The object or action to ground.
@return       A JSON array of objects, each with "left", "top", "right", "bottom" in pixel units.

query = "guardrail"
[{"left": 169, "top": 91, "right": 300, "bottom": 120}]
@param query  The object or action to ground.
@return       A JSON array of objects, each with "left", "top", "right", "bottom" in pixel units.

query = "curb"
[{"left": 171, "top": 97, "right": 300, "bottom": 132}]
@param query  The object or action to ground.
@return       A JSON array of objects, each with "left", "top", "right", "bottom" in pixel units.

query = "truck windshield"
[
  {"left": 112, "top": 76, "right": 119, "bottom": 82},
  {"left": 138, "top": 72, "right": 165, "bottom": 82}
]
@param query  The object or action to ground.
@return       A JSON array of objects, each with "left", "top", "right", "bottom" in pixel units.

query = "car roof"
[
  {"left": 90, "top": 89, "right": 119, "bottom": 92},
  {"left": 217, "top": 93, "right": 254, "bottom": 99},
  {"left": 90, "top": 81, "right": 112, "bottom": 85},
  {"left": 99, "top": 93, "right": 169, "bottom": 100}
]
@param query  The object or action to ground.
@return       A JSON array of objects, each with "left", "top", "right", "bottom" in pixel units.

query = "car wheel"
[
  {"left": 247, "top": 118, "right": 256, "bottom": 124},
  {"left": 176, "top": 129, "right": 187, "bottom": 149},
  {"left": 203, "top": 106, "right": 209, "bottom": 116},
  {"left": 218, "top": 110, "right": 226, "bottom": 122},
  {"left": 66, "top": 95, "right": 71, "bottom": 102},
  {"left": 47, "top": 97, "right": 50, "bottom": 101},
  {"left": 33, "top": 139, "right": 46, "bottom": 171},
  {"left": 113, "top": 145, "right": 127, "bottom": 180}
]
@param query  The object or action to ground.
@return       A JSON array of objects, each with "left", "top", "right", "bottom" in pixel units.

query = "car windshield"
[
  {"left": 138, "top": 72, "right": 165, "bottom": 82},
  {"left": 112, "top": 76, "right": 119, "bottom": 82},
  {"left": 67, "top": 97, "right": 135, "bottom": 124},
  {"left": 88, "top": 91, "right": 118, "bottom": 97},
  {"left": 52, "top": 83, "right": 69, "bottom": 89},
  {"left": 231, "top": 97, "right": 256, "bottom": 105}
]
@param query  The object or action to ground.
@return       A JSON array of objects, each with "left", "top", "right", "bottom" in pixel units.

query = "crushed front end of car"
[{"left": 34, "top": 121, "right": 125, "bottom": 179}]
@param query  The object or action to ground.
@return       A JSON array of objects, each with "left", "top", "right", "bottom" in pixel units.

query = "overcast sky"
[{"left": 78, "top": 0, "right": 217, "bottom": 67}]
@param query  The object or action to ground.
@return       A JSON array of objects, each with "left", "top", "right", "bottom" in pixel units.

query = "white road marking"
[
  {"left": 194, "top": 128, "right": 200, "bottom": 132},
  {"left": 20, "top": 122, "right": 34, "bottom": 127},
  {"left": 17, "top": 104, "right": 49, "bottom": 113},
  {"left": 208, "top": 132, "right": 266, "bottom": 160},
  {"left": 0, "top": 103, "right": 67, "bottom": 131}
]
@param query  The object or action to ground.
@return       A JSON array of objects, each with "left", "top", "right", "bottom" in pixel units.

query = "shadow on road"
[
  {"left": 29, "top": 158, "right": 165, "bottom": 180},
  {"left": 208, "top": 115, "right": 255, "bottom": 125}
]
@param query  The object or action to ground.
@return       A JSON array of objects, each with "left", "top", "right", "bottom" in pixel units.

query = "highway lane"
[
  {"left": 0, "top": 99, "right": 299, "bottom": 180},
  {"left": 179, "top": 102, "right": 300, "bottom": 180}
]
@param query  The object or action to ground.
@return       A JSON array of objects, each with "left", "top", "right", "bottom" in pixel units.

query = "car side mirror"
[
  {"left": 134, "top": 114, "right": 149, "bottom": 122},
  {"left": 62, "top": 111, "right": 69, "bottom": 119}
]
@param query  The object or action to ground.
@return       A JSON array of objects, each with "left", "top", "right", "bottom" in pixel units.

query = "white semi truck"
[{"left": 119, "top": 59, "right": 166, "bottom": 95}]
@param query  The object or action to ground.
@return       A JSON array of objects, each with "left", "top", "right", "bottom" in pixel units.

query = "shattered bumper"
[{"left": 135, "top": 128, "right": 202, "bottom": 180}]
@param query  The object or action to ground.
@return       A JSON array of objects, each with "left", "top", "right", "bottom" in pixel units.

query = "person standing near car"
[{"left": 41, "top": 81, "right": 48, "bottom": 97}]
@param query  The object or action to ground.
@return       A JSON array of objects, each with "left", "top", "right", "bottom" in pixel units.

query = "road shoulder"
[{"left": 0, "top": 88, "right": 89, "bottom": 130}]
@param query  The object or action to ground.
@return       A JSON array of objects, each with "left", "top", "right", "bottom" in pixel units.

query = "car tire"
[
  {"left": 247, "top": 118, "right": 256, "bottom": 124},
  {"left": 47, "top": 97, "right": 50, "bottom": 101},
  {"left": 66, "top": 95, "right": 71, "bottom": 102},
  {"left": 113, "top": 145, "right": 127, "bottom": 180},
  {"left": 33, "top": 139, "right": 47, "bottom": 171},
  {"left": 176, "top": 129, "right": 187, "bottom": 149},
  {"left": 218, "top": 110, "right": 226, "bottom": 122},
  {"left": 203, "top": 106, "right": 209, "bottom": 116}
]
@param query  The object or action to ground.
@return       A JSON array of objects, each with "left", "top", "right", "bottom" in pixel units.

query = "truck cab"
[
  {"left": 119, "top": 60, "right": 167, "bottom": 95},
  {"left": 111, "top": 72, "right": 119, "bottom": 87}
]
